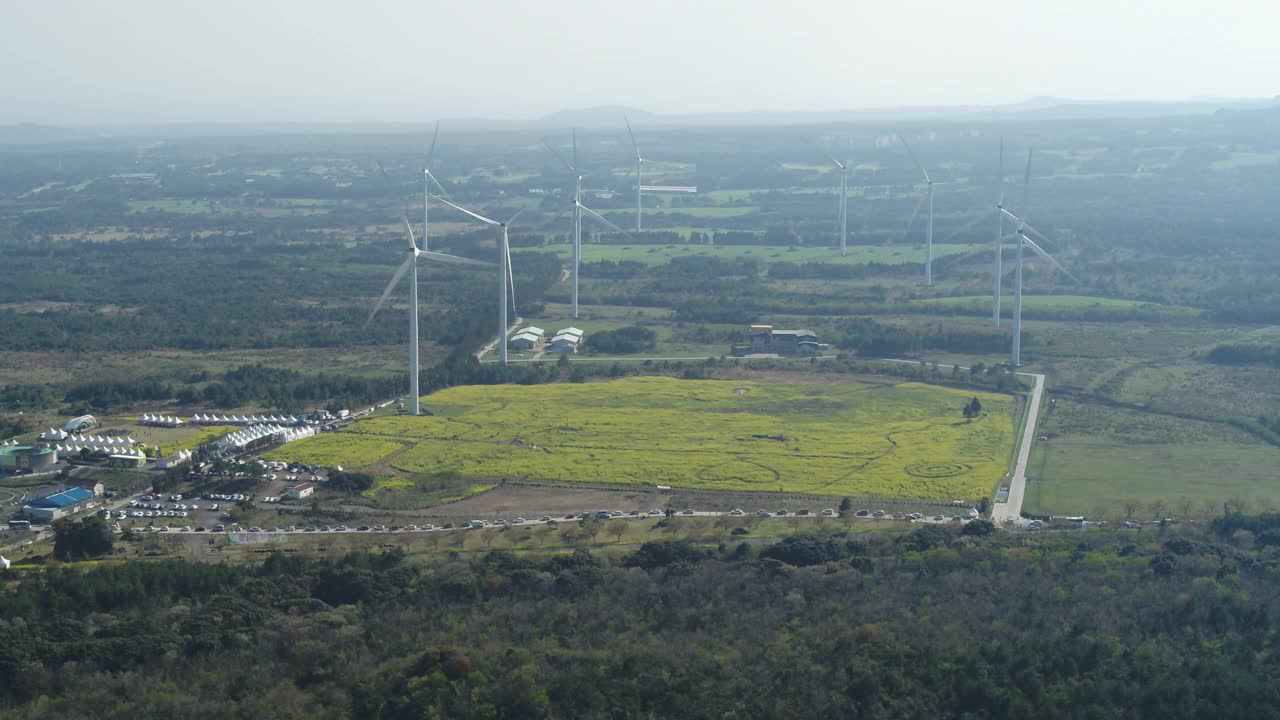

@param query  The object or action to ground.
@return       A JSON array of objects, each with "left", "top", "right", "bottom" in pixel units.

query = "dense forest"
[{"left": 3, "top": 517, "right": 1280, "bottom": 718}]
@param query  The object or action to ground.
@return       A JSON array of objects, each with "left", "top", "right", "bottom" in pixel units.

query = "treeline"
[
  {"left": 584, "top": 326, "right": 657, "bottom": 355},
  {"left": 195, "top": 364, "right": 404, "bottom": 413},
  {"left": 4, "top": 522, "right": 1280, "bottom": 717},
  {"left": 830, "top": 317, "right": 1013, "bottom": 357},
  {"left": 1205, "top": 343, "right": 1280, "bottom": 367}
]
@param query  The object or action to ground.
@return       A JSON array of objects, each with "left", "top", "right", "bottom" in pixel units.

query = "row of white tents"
[
  {"left": 38, "top": 428, "right": 71, "bottom": 441},
  {"left": 191, "top": 414, "right": 303, "bottom": 426},
  {"left": 138, "top": 415, "right": 185, "bottom": 427},
  {"left": 56, "top": 445, "right": 147, "bottom": 459},
  {"left": 45, "top": 434, "right": 135, "bottom": 447},
  {"left": 216, "top": 423, "right": 315, "bottom": 451}
]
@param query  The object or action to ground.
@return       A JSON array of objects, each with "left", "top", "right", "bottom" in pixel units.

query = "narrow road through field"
[{"left": 992, "top": 371, "right": 1044, "bottom": 525}]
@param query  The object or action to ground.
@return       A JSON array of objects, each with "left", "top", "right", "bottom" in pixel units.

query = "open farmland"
[
  {"left": 269, "top": 376, "right": 1016, "bottom": 500},
  {"left": 912, "top": 294, "right": 1201, "bottom": 319},
  {"left": 529, "top": 242, "right": 984, "bottom": 267}
]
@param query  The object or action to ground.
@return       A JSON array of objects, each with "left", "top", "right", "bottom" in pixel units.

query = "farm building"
[
  {"left": 23, "top": 486, "right": 97, "bottom": 523},
  {"left": 509, "top": 326, "right": 544, "bottom": 351},
  {"left": 286, "top": 482, "right": 315, "bottom": 500},
  {"left": 549, "top": 327, "right": 585, "bottom": 354},
  {"left": 63, "top": 415, "right": 97, "bottom": 433},
  {"left": 0, "top": 445, "right": 58, "bottom": 474},
  {"left": 736, "top": 325, "right": 823, "bottom": 356}
]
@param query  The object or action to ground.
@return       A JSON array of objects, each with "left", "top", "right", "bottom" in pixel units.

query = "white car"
[{"left": 729, "top": 509, "right": 744, "bottom": 516}]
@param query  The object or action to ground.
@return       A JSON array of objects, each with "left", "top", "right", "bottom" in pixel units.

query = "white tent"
[{"left": 1, "top": 555, "right": 9, "bottom": 571}]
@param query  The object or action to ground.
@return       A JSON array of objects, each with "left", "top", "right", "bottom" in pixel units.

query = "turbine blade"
[
  {"left": 364, "top": 255, "right": 413, "bottom": 329},
  {"left": 938, "top": 208, "right": 996, "bottom": 244},
  {"left": 831, "top": 157, "right": 846, "bottom": 170},
  {"left": 1016, "top": 218, "right": 1060, "bottom": 251},
  {"left": 400, "top": 211, "right": 418, "bottom": 251},
  {"left": 898, "top": 134, "right": 930, "bottom": 183},
  {"left": 579, "top": 203, "right": 632, "bottom": 238},
  {"left": 1021, "top": 234, "right": 1077, "bottom": 282},
  {"left": 572, "top": 127, "right": 578, "bottom": 173},
  {"left": 424, "top": 168, "right": 449, "bottom": 197},
  {"left": 544, "top": 141, "right": 574, "bottom": 173},
  {"left": 624, "top": 113, "right": 641, "bottom": 160},
  {"left": 1018, "top": 148, "right": 1034, "bottom": 221},
  {"left": 427, "top": 194, "right": 499, "bottom": 225},
  {"left": 426, "top": 120, "right": 440, "bottom": 161},
  {"left": 505, "top": 230, "right": 517, "bottom": 313},
  {"left": 902, "top": 191, "right": 928, "bottom": 242},
  {"left": 419, "top": 250, "right": 493, "bottom": 267},
  {"left": 505, "top": 209, "right": 523, "bottom": 226},
  {"left": 999, "top": 207, "right": 1025, "bottom": 226},
  {"left": 997, "top": 136, "right": 1005, "bottom": 204}
]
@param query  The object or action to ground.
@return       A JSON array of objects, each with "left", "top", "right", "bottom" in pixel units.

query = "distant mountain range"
[
  {"left": 535, "top": 96, "right": 1280, "bottom": 128},
  {"left": 2, "top": 96, "right": 1277, "bottom": 143}
]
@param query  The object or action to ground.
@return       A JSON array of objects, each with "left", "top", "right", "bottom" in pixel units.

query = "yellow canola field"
[{"left": 271, "top": 376, "right": 1016, "bottom": 499}]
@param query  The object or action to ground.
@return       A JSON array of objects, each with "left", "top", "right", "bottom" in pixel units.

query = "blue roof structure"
[{"left": 30, "top": 486, "right": 93, "bottom": 509}]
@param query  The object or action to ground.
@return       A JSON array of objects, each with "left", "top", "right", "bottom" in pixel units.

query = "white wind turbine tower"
[
  {"left": 898, "top": 134, "right": 935, "bottom": 286},
  {"left": 365, "top": 168, "right": 491, "bottom": 415},
  {"left": 545, "top": 131, "right": 637, "bottom": 319},
  {"left": 421, "top": 121, "right": 449, "bottom": 252},
  {"left": 428, "top": 195, "right": 521, "bottom": 364},
  {"left": 832, "top": 158, "right": 849, "bottom": 256},
  {"left": 997, "top": 149, "right": 1078, "bottom": 366}
]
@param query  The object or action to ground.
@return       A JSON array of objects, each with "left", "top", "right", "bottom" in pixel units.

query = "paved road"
[
  {"left": 105, "top": 507, "right": 972, "bottom": 537},
  {"left": 474, "top": 315, "right": 523, "bottom": 360},
  {"left": 992, "top": 370, "right": 1045, "bottom": 525}
]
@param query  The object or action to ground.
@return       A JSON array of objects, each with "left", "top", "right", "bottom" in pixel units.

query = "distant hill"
[{"left": 3, "top": 97, "right": 1276, "bottom": 142}]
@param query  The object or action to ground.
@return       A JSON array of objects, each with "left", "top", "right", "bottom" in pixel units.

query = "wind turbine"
[
  {"left": 997, "top": 150, "right": 1077, "bottom": 366},
  {"left": 421, "top": 121, "right": 449, "bottom": 252},
  {"left": 545, "top": 131, "right": 637, "bottom": 319},
  {"left": 832, "top": 158, "right": 849, "bottom": 256},
  {"left": 624, "top": 114, "right": 643, "bottom": 232},
  {"left": 899, "top": 134, "right": 934, "bottom": 286},
  {"left": 993, "top": 137, "right": 1005, "bottom": 327},
  {"left": 365, "top": 167, "right": 491, "bottom": 415},
  {"left": 427, "top": 194, "right": 521, "bottom": 364}
]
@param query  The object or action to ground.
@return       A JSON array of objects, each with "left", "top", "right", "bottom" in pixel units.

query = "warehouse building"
[
  {"left": 22, "top": 486, "right": 97, "bottom": 523},
  {"left": 735, "top": 325, "right": 823, "bottom": 356},
  {"left": 549, "top": 327, "right": 584, "bottom": 354},
  {"left": 509, "top": 326, "right": 544, "bottom": 351}
]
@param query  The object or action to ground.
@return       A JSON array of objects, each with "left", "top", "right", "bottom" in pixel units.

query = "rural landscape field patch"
[{"left": 272, "top": 376, "right": 1016, "bottom": 500}]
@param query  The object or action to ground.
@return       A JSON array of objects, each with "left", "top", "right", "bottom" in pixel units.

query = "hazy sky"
[{"left": 3, "top": 0, "right": 1276, "bottom": 124}]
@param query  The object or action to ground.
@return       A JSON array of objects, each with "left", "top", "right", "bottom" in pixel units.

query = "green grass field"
[
  {"left": 1026, "top": 437, "right": 1280, "bottom": 517},
  {"left": 914, "top": 295, "right": 1200, "bottom": 317},
  {"left": 529, "top": 243, "right": 983, "bottom": 267},
  {"left": 98, "top": 421, "right": 236, "bottom": 456},
  {"left": 1024, "top": 398, "right": 1280, "bottom": 516},
  {"left": 267, "top": 376, "right": 1015, "bottom": 500}
]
